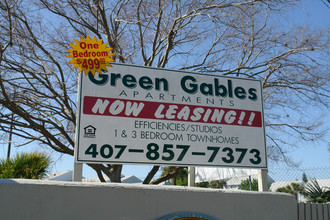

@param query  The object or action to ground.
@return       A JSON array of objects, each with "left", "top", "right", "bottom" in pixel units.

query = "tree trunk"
[
  {"left": 109, "top": 165, "right": 122, "bottom": 183},
  {"left": 143, "top": 166, "right": 159, "bottom": 184}
]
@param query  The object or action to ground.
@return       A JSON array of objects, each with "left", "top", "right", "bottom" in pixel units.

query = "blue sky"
[
  {"left": 266, "top": 0, "right": 329, "bottom": 173},
  {"left": 1, "top": 0, "right": 329, "bottom": 181}
]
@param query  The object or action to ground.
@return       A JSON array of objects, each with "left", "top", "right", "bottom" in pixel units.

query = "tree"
[
  {"left": 159, "top": 166, "right": 188, "bottom": 186},
  {"left": 0, "top": 152, "right": 50, "bottom": 179},
  {"left": 196, "top": 180, "right": 227, "bottom": 189},
  {"left": 238, "top": 178, "right": 259, "bottom": 191},
  {"left": 276, "top": 182, "right": 305, "bottom": 201},
  {"left": 321, "top": 0, "right": 330, "bottom": 9},
  {"left": 276, "top": 179, "right": 330, "bottom": 203},
  {"left": 210, "top": 180, "right": 227, "bottom": 189},
  {"left": 196, "top": 181, "right": 210, "bottom": 188},
  {"left": 302, "top": 172, "right": 308, "bottom": 183},
  {"left": 0, "top": 0, "right": 329, "bottom": 183}
]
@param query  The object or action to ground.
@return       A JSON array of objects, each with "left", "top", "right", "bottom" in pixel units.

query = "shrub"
[{"left": 0, "top": 152, "right": 51, "bottom": 179}]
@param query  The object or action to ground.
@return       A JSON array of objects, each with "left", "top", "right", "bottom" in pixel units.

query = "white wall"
[{"left": 0, "top": 179, "right": 297, "bottom": 220}]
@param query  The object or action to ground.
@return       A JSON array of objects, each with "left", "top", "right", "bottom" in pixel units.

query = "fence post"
[
  {"left": 323, "top": 203, "right": 330, "bottom": 220},
  {"left": 258, "top": 169, "right": 268, "bottom": 191},
  {"left": 311, "top": 203, "right": 317, "bottom": 220},
  {"left": 298, "top": 202, "right": 305, "bottom": 220},
  {"left": 317, "top": 203, "right": 323, "bottom": 220},
  {"left": 324, "top": 203, "right": 330, "bottom": 220},
  {"left": 306, "top": 202, "right": 311, "bottom": 220}
]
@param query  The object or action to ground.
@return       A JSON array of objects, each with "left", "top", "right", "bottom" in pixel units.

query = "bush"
[
  {"left": 238, "top": 178, "right": 259, "bottom": 191},
  {"left": 276, "top": 182, "right": 304, "bottom": 201},
  {"left": 303, "top": 179, "right": 330, "bottom": 203},
  {"left": 0, "top": 152, "right": 51, "bottom": 179}
]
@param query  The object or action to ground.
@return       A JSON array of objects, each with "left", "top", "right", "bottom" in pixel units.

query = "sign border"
[{"left": 74, "top": 62, "right": 267, "bottom": 169}]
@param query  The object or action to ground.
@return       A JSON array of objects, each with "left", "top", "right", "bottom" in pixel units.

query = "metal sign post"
[
  {"left": 73, "top": 71, "right": 83, "bottom": 182},
  {"left": 258, "top": 169, "right": 268, "bottom": 191},
  {"left": 188, "top": 167, "right": 196, "bottom": 187}
]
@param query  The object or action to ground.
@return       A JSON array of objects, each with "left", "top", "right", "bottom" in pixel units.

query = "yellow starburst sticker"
[{"left": 66, "top": 35, "right": 114, "bottom": 76}]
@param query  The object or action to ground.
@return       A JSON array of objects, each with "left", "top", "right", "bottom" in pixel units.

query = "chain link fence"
[
  {"left": 268, "top": 166, "right": 330, "bottom": 203},
  {"left": 268, "top": 167, "right": 330, "bottom": 183}
]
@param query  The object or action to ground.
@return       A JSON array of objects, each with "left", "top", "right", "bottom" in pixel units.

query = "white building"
[{"left": 44, "top": 170, "right": 142, "bottom": 183}]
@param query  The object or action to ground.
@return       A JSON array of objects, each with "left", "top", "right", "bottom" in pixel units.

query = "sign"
[
  {"left": 75, "top": 63, "right": 267, "bottom": 168},
  {"left": 66, "top": 35, "right": 114, "bottom": 76}
]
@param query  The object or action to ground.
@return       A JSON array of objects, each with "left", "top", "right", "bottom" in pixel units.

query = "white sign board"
[{"left": 75, "top": 63, "right": 267, "bottom": 168}]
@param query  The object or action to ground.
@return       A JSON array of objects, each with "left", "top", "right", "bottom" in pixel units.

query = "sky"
[
  {"left": 266, "top": 0, "right": 330, "bottom": 175},
  {"left": 267, "top": 0, "right": 330, "bottom": 181},
  {"left": 1, "top": 0, "right": 329, "bottom": 182}
]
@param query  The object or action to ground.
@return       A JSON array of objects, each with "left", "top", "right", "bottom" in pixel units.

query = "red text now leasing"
[{"left": 83, "top": 96, "right": 262, "bottom": 127}]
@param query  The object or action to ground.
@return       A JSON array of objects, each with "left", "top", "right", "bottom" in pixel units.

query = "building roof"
[
  {"left": 121, "top": 175, "right": 143, "bottom": 184},
  {"left": 306, "top": 178, "right": 330, "bottom": 188},
  {"left": 45, "top": 170, "right": 142, "bottom": 183},
  {"left": 44, "top": 170, "right": 73, "bottom": 181}
]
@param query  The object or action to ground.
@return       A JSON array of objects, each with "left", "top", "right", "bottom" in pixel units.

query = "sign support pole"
[
  {"left": 188, "top": 167, "right": 195, "bottom": 187},
  {"left": 73, "top": 162, "right": 83, "bottom": 181},
  {"left": 72, "top": 72, "right": 83, "bottom": 182},
  {"left": 258, "top": 169, "right": 268, "bottom": 191}
]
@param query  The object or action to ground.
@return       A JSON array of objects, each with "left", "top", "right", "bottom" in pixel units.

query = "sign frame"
[{"left": 74, "top": 63, "right": 267, "bottom": 169}]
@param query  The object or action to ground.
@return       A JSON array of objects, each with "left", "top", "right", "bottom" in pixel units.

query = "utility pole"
[{"left": 6, "top": 113, "right": 14, "bottom": 160}]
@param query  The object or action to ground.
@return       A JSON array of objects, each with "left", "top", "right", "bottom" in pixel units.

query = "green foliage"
[
  {"left": 161, "top": 166, "right": 188, "bottom": 186},
  {"left": 276, "top": 182, "right": 305, "bottom": 200},
  {"left": 303, "top": 179, "right": 330, "bottom": 203},
  {"left": 196, "top": 180, "right": 227, "bottom": 189},
  {"left": 196, "top": 181, "right": 210, "bottom": 188},
  {"left": 276, "top": 179, "right": 330, "bottom": 203},
  {"left": 302, "top": 172, "right": 308, "bottom": 183},
  {"left": 238, "top": 178, "right": 259, "bottom": 191},
  {"left": 0, "top": 152, "right": 51, "bottom": 179},
  {"left": 210, "top": 180, "right": 227, "bottom": 189},
  {"left": 175, "top": 168, "right": 188, "bottom": 186}
]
